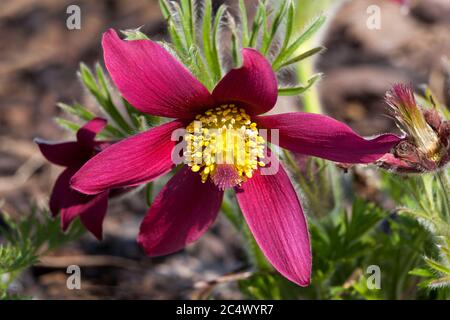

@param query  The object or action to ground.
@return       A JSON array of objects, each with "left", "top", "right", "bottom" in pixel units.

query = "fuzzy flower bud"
[{"left": 377, "top": 84, "right": 450, "bottom": 173}]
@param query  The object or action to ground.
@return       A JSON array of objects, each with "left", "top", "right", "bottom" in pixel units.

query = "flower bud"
[{"left": 377, "top": 84, "right": 450, "bottom": 173}]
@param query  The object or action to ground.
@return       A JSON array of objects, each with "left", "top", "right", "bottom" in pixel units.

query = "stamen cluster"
[{"left": 184, "top": 104, "right": 266, "bottom": 189}]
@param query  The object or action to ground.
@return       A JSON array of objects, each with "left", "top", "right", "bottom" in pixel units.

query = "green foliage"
[
  {"left": 239, "top": 272, "right": 300, "bottom": 300},
  {"left": 57, "top": 63, "right": 160, "bottom": 140},
  {"left": 418, "top": 253, "right": 450, "bottom": 290},
  {"left": 0, "top": 206, "right": 85, "bottom": 298},
  {"left": 201, "top": 0, "right": 220, "bottom": 84},
  {"left": 157, "top": 0, "right": 324, "bottom": 94},
  {"left": 278, "top": 73, "right": 322, "bottom": 96},
  {"left": 79, "top": 63, "right": 132, "bottom": 134},
  {"left": 312, "top": 199, "right": 384, "bottom": 265},
  {"left": 277, "top": 47, "right": 324, "bottom": 71},
  {"left": 239, "top": 198, "right": 431, "bottom": 300},
  {"left": 382, "top": 170, "right": 450, "bottom": 295},
  {"left": 282, "top": 153, "right": 341, "bottom": 218},
  {"left": 308, "top": 199, "right": 385, "bottom": 299},
  {"left": 0, "top": 244, "right": 37, "bottom": 276},
  {"left": 272, "top": 15, "right": 326, "bottom": 71},
  {"left": 121, "top": 28, "right": 150, "bottom": 40}
]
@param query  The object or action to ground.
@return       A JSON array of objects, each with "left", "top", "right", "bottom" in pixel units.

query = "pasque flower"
[
  {"left": 70, "top": 29, "right": 401, "bottom": 286},
  {"left": 377, "top": 84, "right": 450, "bottom": 173},
  {"left": 35, "top": 118, "right": 112, "bottom": 240}
]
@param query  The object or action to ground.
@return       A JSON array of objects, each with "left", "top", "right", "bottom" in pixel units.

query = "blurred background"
[{"left": 0, "top": 0, "right": 449, "bottom": 299}]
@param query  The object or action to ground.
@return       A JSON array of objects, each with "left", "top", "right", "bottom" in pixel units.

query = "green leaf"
[
  {"left": 161, "top": 1, "right": 212, "bottom": 88},
  {"left": 259, "top": 7, "right": 270, "bottom": 55},
  {"left": 227, "top": 12, "right": 241, "bottom": 67},
  {"left": 145, "top": 183, "right": 153, "bottom": 207},
  {"left": 121, "top": 28, "right": 149, "bottom": 40},
  {"left": 78, "top": 63, "right": 132, "bottom": 135},
  {"left": 123, "top": 99, "right": 141, "bottom": 129},
  {"left": 261, "top": 0, "right": 288, "bottom": 55},
  {"left": 172, "top": 1, "right": 192, "bottom": 49},
  {"left": 239, "top": 272, "right": 300, "bottom": 300},
  {"left": 278, "top": 73, "right": 322, "bottom": 96},
  {"left": 95, "top": 63, "right": 112, "bottom": 98},
  {"left": 211, "top": 5, "right": 226, "bottom": 82},
  {"left": 238, "top": 0, "right": 249, "bottom": 47},
  {"left": 428, "top": 276, "right": 450, "bottom": 288},
  {"left": 55, "top": 118, "right": 81, "bottom": 133},
  {"left": 248, "top": 2, "right": 265, "bottom": 48},
  {"left": 181, "top": 0, "right": 196, "bottom": 46},
  {"left": 159, "top": 0, "right": 170, "bottom": 19},
  {"left": 159, "top": 0, "right": 187, "bottom": 54},
  {"left": 57, "top": 102, "right": 94, "bottom": 121},
  {"left": 138, "top": 115, "right": 151, "bottom": 131},
  {"left": 201, "top": 0, "right": 215, "bottom": 80},
  {"left": 425, "top": 257, "right": 450, "bottom": 275},
  {"left": 274, "top": 46, "right": 324, "bottom": 71},
  {"left": 344, "top": 199, "right": 385, "bottom": 246},
  {"left": 57, "top": 102, "right": 125, "bottom": 138},
  {"left": 272, "top": 15, "right": 325, "bottom": 70},
  {"left": 0, "top": 245, "right": 38, "bottom": 274},
  {"left": 231, "top": 32, "right": 240, "bottom": 67},
  {"left": 408, "top": 268, "right": 433, "bottom": 278},
  {"left": 0, "top": 206, "right": 85, "bottom": 292},
  {"left": 279, "top": 0, "right": 294, "bottom": 54},
  {"left": 190, "top": 46, "right": 213, "bottom": 89}
]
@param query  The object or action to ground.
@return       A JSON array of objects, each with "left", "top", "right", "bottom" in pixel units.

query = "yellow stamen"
[{"left": 184, "top": 104, "right": 266, "bottom": 189}]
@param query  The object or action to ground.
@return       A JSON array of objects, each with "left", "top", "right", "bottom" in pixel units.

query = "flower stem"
[
  {"left": 294, "top": 0, "right": 336, "bottom": 114},
  {"left": 297, "top": 62, "right": 322, "bottom": 114},
  {"left": 220, "top": 198, "right": 242, "bottom": 231},
  {"left": 437, "top": 170, "right": 450, "bottom": 220}
]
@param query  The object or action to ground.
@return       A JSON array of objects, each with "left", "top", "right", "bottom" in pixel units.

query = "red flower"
[
  {"left": 70, "top": 29, "right": 401, "bottom": 286},
  {"left": 36, "top": 118, "right": 112, "bottom": 240}
]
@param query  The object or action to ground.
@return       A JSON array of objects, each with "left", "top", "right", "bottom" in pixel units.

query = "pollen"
[{"left": 184, "top": 104, "right": 266, "bottom": 189}]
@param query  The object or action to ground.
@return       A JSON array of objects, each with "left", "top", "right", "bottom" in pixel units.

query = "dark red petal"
[
  {"left": 49, "top": 168, "right": 73, "bottom": 216},
  {"left": 212, "top": 48, "right": 278, "bottom": 115},
  {"left": 35, "top": 139, "right": 87, "bottom": 167},
  {"left": 257, "top": 112, "right": 402, "bottom": 163},
  {"left": 71, "top": 120, "right": 184, "bottom": 195},
  {"left": 235, "top": 160, "right": 311, "bottom": 286},
  {"left": 137, "top": 166, "right": 223, "bottom": 256},
  {"left": 102, "top": 29, "right": 214, "bottom": 119},
  {"left": 51, "top": 168, "right": 109, "bottom": 240},
  {"left": 76, "top": 117, "right": 107, "bottom": 149},
  {"left": 79, "top": 192, "right": 109, "bottom": 240}
]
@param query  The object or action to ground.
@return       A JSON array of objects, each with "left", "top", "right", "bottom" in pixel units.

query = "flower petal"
[
  {"left": 138, "top": 166, "right": 223, "bottom": 256},
  {"left": 212, "top": 48, "right": 278, "bottom": 115},
  {"left": 35, "top": 139, "right": 87, "bottom": 167},
  {"left": 78, "top": 192, "right": 109, "bottom": 240},
  {"left": 102, "top": 29, "right": 214, "bottom": 119},
  {"left": 76, "top": 117, "right": 107, "bottom": 148},
  {"left": 60, "top": 194, "right": 108, "bottom": 240},
  {"left": 71, "top": 120, "right": 183, "bottom": 195},
  {"left": 257, "top": 112, "right": 402, "bottom": 163},
  {"left": 235, "top": 160, "right": 311, "bottom": 286},
  {"left": 49, "top": 167, "right": 74, "bottom": 216},
  {"left": 51, "top": 168, "right": 109, "bottom": 240}
]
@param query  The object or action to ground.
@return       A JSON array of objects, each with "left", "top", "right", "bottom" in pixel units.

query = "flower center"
[{"left": 184, "top": 104, "right": 266, "bottom": 189}]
